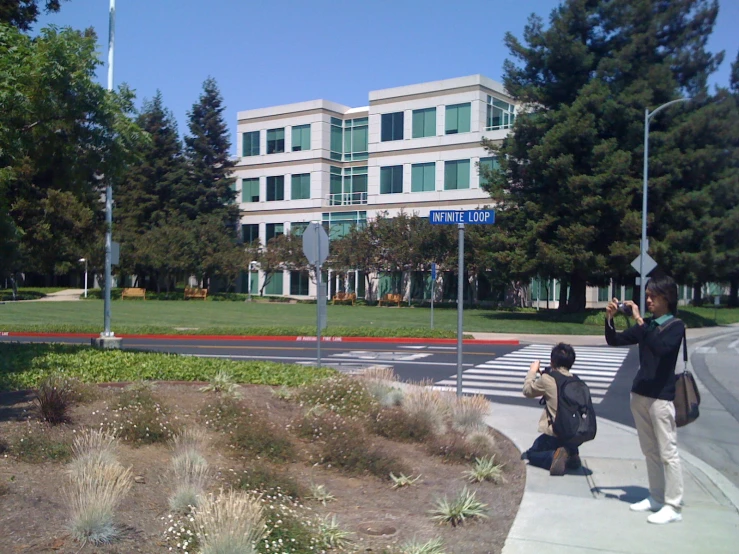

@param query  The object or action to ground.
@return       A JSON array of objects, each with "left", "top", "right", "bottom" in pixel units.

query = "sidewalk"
[{"left": 488, "top": 327, "right": 739, "bottom": 554}]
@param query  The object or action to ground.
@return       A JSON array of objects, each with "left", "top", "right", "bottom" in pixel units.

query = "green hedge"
[{"left": 0, "top": 343, "right": 336, "bottom": 392}]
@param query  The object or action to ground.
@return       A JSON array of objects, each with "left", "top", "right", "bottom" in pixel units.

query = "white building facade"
[{"left": 233, "top": 74, "right": 515, "bottom": 299}]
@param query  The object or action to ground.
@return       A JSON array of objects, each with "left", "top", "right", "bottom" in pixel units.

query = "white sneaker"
[
  {"left": 647, "top": 505, "right": 682, "bottom": 524},
  {"left": 630, "top": 497, "right": 663, "bottom": 512}
]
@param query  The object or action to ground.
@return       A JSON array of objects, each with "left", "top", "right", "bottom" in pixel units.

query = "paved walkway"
[
  {"left": 22, "top": 289, "right": 85, "bottom": 301},
  {"left": 488, "top": 326, "right": 739, "bottom": 554}
]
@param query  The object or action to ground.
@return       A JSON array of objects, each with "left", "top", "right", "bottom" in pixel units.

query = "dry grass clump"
[
  {"left": 401, "top": 384, "right": 451, "bottom": 436},
  {"left": 168, "top": 428, "right": 210, "bottom": 513},
  {"left": 360, "top": 367, "right": 404, "bottom": 406},
  {"left": 450, "top": 394, "right": 490, "bottom": 434},
  {"left": 193, "top": 489, "right": 266, "bottom": 554},
  {"left": 66, "top": 435, "right": 132, "bottom": 545},
  {"left": 170, "top": 427, "right": 209, "bottom": 459}
]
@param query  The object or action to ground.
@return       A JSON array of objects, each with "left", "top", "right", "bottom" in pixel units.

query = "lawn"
[{"left": 0, "top": 298, "right": 736, "bottom": 336}]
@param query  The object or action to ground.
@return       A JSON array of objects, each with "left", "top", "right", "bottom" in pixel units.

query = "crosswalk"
[{"left": 434, "top": 344, "right": 630, "bottom": 404}]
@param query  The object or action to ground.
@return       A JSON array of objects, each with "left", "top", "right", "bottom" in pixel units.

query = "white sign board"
[{"left": 631, "top": 253, "right": 657, "bottom": 276}]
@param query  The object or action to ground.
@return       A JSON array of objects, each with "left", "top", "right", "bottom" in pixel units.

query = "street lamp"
[
  {"left": 247, "top": 261, "right": 258, "bottom": 302},
  {"left": 640, "top": 97, "right": 691, "bottom": 315},
  {"left": 78, "top": 258, "right": 88, "bottom": 298}
]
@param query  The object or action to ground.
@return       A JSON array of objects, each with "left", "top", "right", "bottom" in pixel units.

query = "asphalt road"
[{"left": 1, "top": 334, "right": 640, "bottom": 427}]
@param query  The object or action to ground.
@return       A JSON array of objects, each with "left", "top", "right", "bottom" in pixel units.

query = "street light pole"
[
  {"left": 640, "top": 97, "right": 690, "bottom": 315},
  {"left": 79, "top": 258, "right": 88, "bottom": 298},
  {"left": 102, "top": 0, "right": 116, "bottom": 338}
]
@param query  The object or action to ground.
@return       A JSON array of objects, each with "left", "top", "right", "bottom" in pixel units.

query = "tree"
[
  {"left": 0, "top": 23, "right": 145, "bottom": 280},
  {"left": 182, "top": 78, "right": 238, "bottom": 224},
  {"left": 483, "top": 0, "right": 722, "bottom": 311},
  {"left": 0, "top": 1, "right": 68, "bottom": 31}
]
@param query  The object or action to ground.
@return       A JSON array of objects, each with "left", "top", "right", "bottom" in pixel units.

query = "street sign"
[
  {"left": 303, "top": 222, "right": 329, "bottom": 266},
  {"left": 631, "top": 253, "right": 657, "bottom": 276},
  {"left": 111, "top": 241, "right": 120, "bottom": 265},
  {"left": 429, "top": 210, "right": 495, "bottom": 225},
  {"left": 431, "top": 262, "right": 437, "bottom": 280}
]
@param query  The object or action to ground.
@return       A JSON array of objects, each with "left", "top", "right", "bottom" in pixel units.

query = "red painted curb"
[{"left": 1, "top": 331, "right": 519, "bottom": 345}]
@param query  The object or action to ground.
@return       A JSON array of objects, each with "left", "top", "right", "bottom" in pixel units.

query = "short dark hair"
[
  {"left": 551, "top": 343, "right": 576, "bottom": 370},
  {"left": 646, "top": 276, "right": 678, "bottom": 314}
]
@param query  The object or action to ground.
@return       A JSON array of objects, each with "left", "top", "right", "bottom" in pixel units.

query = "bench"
[
  {"left": 378, "top": 293, "right": 402, "bottom": 307},
  {"left": 332, "top": 292, "right": 356, "bottom": 306},
  {"left": 121, "top": 287, "right": 146, "bottom": 300},
  {"left": 184, "top": 287, "right": 208, "bottom": 300}
]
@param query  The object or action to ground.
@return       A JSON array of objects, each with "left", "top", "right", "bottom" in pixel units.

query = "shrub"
[
  {"left": 234, "top": 461, "right": 306, "bottom": 500},
  {"left": 162, "top": 512, "right": 200, "bottom": 553},
  {"left": 425, "top": 430, "right": 495, "bottom": 464},
  {"left": 193, "top": 490, "right": 266, "bottom": 554},
  {"left": 429, "top": 487, "right": 488, "bottom": 527},
  {"left": 169, "top": 451, "right": 210, "bottom": 513},
  {"left": 67, "top": 460, "right": 133, "bottom": 544},
  {"left": 450, "top": 395, "right": 490, "bottom": 434},
  {"left": 257, "top": 495, "right": 324, "bottom": 554},
  {"left": 12, "top": 430, "right": 72, "bottom": 463},
  {"left": 200, "top": 396, "right": 245, "bottom": 430},
  {"left": 200, "top": 370, "right": 242, "bottom": 397},
  {"left": 372, "top": 406, "right": 435, "bottom": 442},
  {"left": 229, "top": 409, "right": 296, "bottom": 462},
  {"left": 35, "top": 374, "right": 73, "bottom": 424},
  {"left": 107, "top": 383, "right": 178, "bottom": 445},
  {"left": 401, "top": 386, "right": 450, "bottom": 436},
  {"left": 464, "top": 455, "right": 506, "bottom": 484},
  {"left": 465, "top": 430, "right": 497, "bottom": 454},
  {"left": 295, "top": 374, "right": 379, "bottom": 418}
]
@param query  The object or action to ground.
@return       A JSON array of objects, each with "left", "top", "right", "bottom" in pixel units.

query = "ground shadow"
[
  {"left": 591, "top": 485, "right": 649, "bottom": 503},
  {"left": 0, "top": 390, "right": 34, "bottom": 422}
]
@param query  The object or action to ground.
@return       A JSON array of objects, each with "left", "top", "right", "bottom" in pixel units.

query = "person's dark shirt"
[{"left": 605, "top": 315, "right": 685, "bottom": 400}]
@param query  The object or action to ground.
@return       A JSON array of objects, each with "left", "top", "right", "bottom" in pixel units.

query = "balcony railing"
[{"left": 328, "top": 191, "right": 368, "bottom": 206}]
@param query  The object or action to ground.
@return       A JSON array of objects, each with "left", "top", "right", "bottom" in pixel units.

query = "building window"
[
  {"left": 264, "top": 271, "right": 284, "bottom": 295},
  {"left": 444, "top": 160, "right": 470, "bottom": 190},
  {"left": 242, "top": 223, "right": 259, "bottom": 245},
  {"left": 598, "top": 285, "right": 610, "bottom": 302},
  {"left": 381, "top": 112, "right": 404, "bottom": 142},
  {"left": 242, "top": 131, "right": 260, "bottom": 157},
  {"left": 290, "top": 271, "right": 310, "bottom": 295},
  {"left": 486, "top": 96, "right": 515, "bottom": 130},
  {"left": 412, "top": 107, "right": 436, "bottom": 138},
  {"left": 330, "top": 117, "right": 343, "bottom": 161},
  {"left": 330, "top": 166, "right": 368, "bottom": 205},
  {"left": 380, "top": 165, "right": 403, "bottom": 194},
  {"left": 242, "top": 178, "right": 259, "bottom": 203},
  {"left": 265, "top": 223, "right": 284, "bottom": 244},
  {"left": 291, "top": 173, "right": 310, "bottom": 200},
  {"left": 291, "top": 222, "right": 309, "bottom": 236},
  {"left": 344, "top": 118, "right": 369, "bottom": 161},
  {"left": 291, "top": 124, "right": 311, "bottom": 151},
  {"left": 266, "top": 176, "right": 284, "bottom": 201},
  {"left": 266, "top": 128, "right": 285, "bottom": 154},
  {"left": 322, "top": 211, "right": 367, "bottom": 239},
  {"left": 445, "top": 103, "right": 471, "bottom": 134},
  {"left": 478, "top": 157, "right": 499, "bottom": 188},
  {"left": 411, "top": 162, "right": 436, "bottom": 192}
]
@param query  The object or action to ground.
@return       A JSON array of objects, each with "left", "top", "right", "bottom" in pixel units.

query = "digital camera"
[{"left": 617, "top": 302, "right": 633, "bottom": 317}]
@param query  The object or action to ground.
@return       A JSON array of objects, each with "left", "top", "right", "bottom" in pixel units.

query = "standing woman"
[{"left": 605, "top": 276, "right": 685, "bottom": 524}]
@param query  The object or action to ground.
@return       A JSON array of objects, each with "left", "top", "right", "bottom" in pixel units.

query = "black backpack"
[{"left": 542, "top": 370, "right": 597, "bottom": 446}]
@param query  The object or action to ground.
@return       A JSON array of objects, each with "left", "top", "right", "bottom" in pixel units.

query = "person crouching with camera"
[
  {"left": 521, "top": 343, "right": 582, "bottom": 476},
  {"left": 605, "top": 276, "right": 684, "bottom": 525}
]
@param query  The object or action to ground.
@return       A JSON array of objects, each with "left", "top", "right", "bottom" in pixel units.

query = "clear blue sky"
[{"left": 36, "top": 0, "right": 739, "bottom": 153}]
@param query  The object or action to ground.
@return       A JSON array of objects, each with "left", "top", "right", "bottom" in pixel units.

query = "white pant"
[{"left": 630, "top": 393, "right": 683, "bottom": 509}]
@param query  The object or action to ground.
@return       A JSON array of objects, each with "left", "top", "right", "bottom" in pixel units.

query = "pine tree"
[
  {"left": 483, "top": 0, "right": 722, "bottom": 311},
  {"left": 182, "top": 77, "right": 238, "bottom": 224}
]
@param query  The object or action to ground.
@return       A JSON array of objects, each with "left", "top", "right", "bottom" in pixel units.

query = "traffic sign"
[
  {"left": 631, "top": 253, "right": 657, "bottom": 276},
  {"left": 429, "top": 210, "right": 495, "bottom": 225},
  {"left": 303, "top": 222, "right": 329, "bottom": 266}
]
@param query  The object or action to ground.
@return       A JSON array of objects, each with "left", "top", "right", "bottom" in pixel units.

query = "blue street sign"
[
  {"left": 429, "top": 210, "right": 495, "bottom": 225},
  {"left": 431, "top": 262, "right": 437, "bottom": 280}
]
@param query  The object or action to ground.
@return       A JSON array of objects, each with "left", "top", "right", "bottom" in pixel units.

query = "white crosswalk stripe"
[{"left": 433, "top": 344, "right": 629, "bottom": 403}]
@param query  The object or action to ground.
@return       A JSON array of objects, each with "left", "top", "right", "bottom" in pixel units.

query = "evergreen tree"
[
  {"left": 483, "top": 0, "right": 722, "bottom": 311},
  {"left": 182, "top": 78, "right": 238, "bottom": 225}
]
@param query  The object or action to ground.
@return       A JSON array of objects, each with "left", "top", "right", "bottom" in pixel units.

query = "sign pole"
[
  {"left": 430, "top": 262, "right": 436, "bottom": 330},
  {"left": 316, "top": 262, "right": 321, "bottom": 368},
  {"left": 457, "top": 223, "right": 464, "bottom": 397}
]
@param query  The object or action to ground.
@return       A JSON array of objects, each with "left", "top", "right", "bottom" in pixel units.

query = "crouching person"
[{"left": 521, "top": 343, "right": 583, "bottom": 476}]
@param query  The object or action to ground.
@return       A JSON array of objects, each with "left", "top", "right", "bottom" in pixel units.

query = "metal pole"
[
  {"left": 457, "top": 223, "right": 464, "bottom": 397},
  {"left": 640, "top": 108, "right": 648, "bottom": 315},
  {"left": 102, "top": 0, "right": 116, "bottom": 337},
  {"left": 316, "top": 263, "right": 321, "bottom": 368},
  {"left": 84, "top": 260, "right": 88, "bottom": 298},
  {"left": 247, "top": 265, "right": 252, "bottom": 301},
  {"left": 430, "top": 267, "right": 434, "bottom": 330}
]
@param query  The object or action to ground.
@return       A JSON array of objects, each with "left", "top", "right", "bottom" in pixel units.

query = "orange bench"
[
  {"left": 378, "top": 293, "right": 402, "bottom": 307},
  {"left": 184, "top": 287, "right": 208, "bottom": 300},
  {"left": 332, "top": 292, "right": 356, "bottom": 306},
  {"left": 121, "top": 287, "right": 146, "bottom": 300}
]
